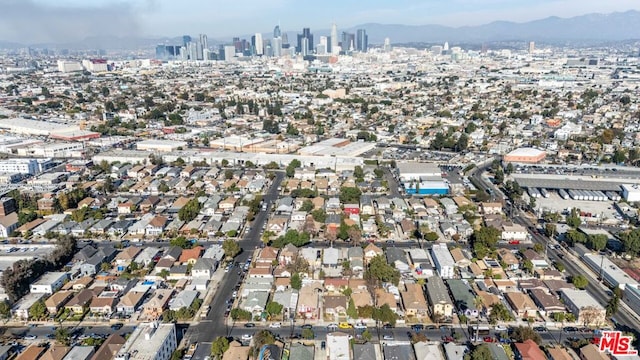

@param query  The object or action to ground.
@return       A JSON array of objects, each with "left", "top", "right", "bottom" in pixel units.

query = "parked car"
[
  {"left": 382, "top": 324, "right": 394, "bottom": 329},
  {"left": 241, "top": 334, "right": 253, "bottom": 341},
  {"left": 24, "top": 335, "right": 37, "bottom": 340},
  {"left": 411, "top": 324, "right": 424, "bottom": 331},
  {"left": 269, "top": 323, "right": 282, "bottom": 329},
  {"left": 494, "top": 325, "right": 508, "bottom": 331},
  {"left": 301, "top": 324, "right": 313, "bottom": 329},
  {"left": 338, "top": 322, "right": 353, "bottom": 329},
  {"left": 327, "top": 323, "right": 338, "bottom": 330},
  {"left": 354, "top": 323, "right": 367, "bottom": 330},
  {"left": 111, "top": 323, "right": 124, "bottom": 330},
  {"left": 244, "top": 323, "right": 256, "bottom": 328}
]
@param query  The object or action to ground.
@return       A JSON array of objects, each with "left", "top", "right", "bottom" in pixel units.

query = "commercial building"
[
  {"left": 396, "top": 162, "right": 442, "bottom": 182},
  {"left": 0, "top": 158, "right": 52, "bottom": 175},
  {"left": 16, "top": 142, "right": 85, "bottom": 158},
  {"left": 623, "top": 285, "right": 640, "bottom": 319},
  {"left": 503, "top": 147, "right": 546, "bottom": 163},
  {"left": 326, "top": 332, "right": 351, "bottom": 360},
  {"left": 136, "top": 140, "right": 188, "bottom": 152},
  {"left": 431, "top": 244, "right": 455, "bottom": 279},
  {"left": 0, "top": 118, "right": 80, "bottom": 137},
  {"left": 30, "top": 272, "right": 68, "bottom": 294},
  {"left": 403, "top": 180, "right": 449, "bottom": 195},
  {"left": 583, "top": 253, "right": 639, "bottom": 290},
  {"left": 559, "top": 289, "right": 606, "bottom": 326},
  {"left": 114, "top": 322, "right": 177, "bottom": 360},
  {"left": 621, "top": 184, "right": 640, "bottom": 202}
]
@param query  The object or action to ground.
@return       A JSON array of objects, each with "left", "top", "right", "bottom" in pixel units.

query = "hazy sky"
[{"left": 1, "top": 0, "right": 640, "bottom": 43}]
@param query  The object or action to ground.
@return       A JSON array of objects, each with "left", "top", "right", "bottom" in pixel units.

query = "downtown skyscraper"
[
  {"left": 330, "top": 23, "right": 339, "bottom": 55},
  {"left": 296, "top": 28, "right": 313, "bottom": 56},
  {"left": 356, "top": 29, "right": 368, "bottom": 52}
]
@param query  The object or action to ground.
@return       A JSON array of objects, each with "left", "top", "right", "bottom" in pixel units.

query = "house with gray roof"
[
  {"left": 241, "top": 291, "right": 269, "bottom": 315},
  {"left": 386, "top": 248, "right": 410, "bottom": 273},
  {"left": 323, "top": 248, "right": 340, "bottom": 267},
  {"left": 289, "top": 344, "right": 314, "bottom": 360},
  {"left": 192, "top": 258, "right": 217, "bottom": 279},
  {"left": 353, "top": 343, "right": 377, "bottom": 360},
  {"left": 383, "top": 343, "right": 416, "bottom": 360},
  {"left": 169, "top": 290, "right": 198, "bottom": 311}
]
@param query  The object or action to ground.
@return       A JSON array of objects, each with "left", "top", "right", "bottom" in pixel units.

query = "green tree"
[
  {"left": 55, "top": 327, "right": 71, "bottom": 346},
  {"left": 230, "top": 308, "right": 252, "bottom": 321},
  {"left": 339, "top": 186, "right": 362, "bottom": 203},
  {"left": 222, "top": 239, "right": 241, "bottom": 259},
  {"left": 302, "top": 328, "right": 314, "bottom": 340},
  {"left": 291, "top": 273, "right": 302, "bottom": 290},
  {"left": 347, "top": 298, "right": 358, "bottom": 319},
  {"left": 566, "top": 208, "right": 581, "bottom": 228},
  {"left": 170, "top": 236, "right": 191, "bottom": 249},
  {"left": 587, "top": 234, "right": 608, "bottom": 251},
  {"left": 0, "top": 300, "right": 10, "bottom": 318},
  {"left": 178, "top": 198, "right": 202, "bottom": 222},
  {"left": 544, "top": 223, "right": 557, "bottom": 237},
  {"left": 424, "top": 232, "right": 439, "bottom": 241},
  {"left": 466, "top": 344, "right": 493, "bottom": 360},
  {"left": 300, "top": 200, "right": 314, "bottom": 212},
  {"left": 571, "top": 274, "right": 588, "bottom": 289},
  {"left": 29, "top": 300, "right": 48, "bottom": 320},
  {"left": 211, "top": 336, "right": 230, "bottom": 357},
  {"left": 286, "top": 159, "right": 301, "bottom": 177},
  {"left": 365, "top": 255, "right": 400, "bottom": 286},
  {"left": 266, "top": 301, "right": 283, "bottom": 317},
  {"left": 511, "top": 326, "right": 542, "bottom": 344}
]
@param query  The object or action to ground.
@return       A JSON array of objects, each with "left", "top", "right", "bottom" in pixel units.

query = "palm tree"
[{"left": 473, "top": 296, "right": 485, "bottom": 316}]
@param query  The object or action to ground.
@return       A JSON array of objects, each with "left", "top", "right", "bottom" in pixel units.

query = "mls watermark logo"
[{"left": 598, "top": 331, "right": 638, "bottom": 356}]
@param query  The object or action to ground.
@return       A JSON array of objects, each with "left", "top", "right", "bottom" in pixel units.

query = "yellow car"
[{"left": 338, "top": 322, "right": 353, "bottom": 329}]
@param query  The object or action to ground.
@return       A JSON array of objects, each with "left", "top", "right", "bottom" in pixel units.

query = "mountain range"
[{"left": 2, "top": 10, "right": 640, "bottom": 50}]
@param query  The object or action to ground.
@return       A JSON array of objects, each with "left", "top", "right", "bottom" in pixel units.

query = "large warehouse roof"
[
  {"left": 397, "top": 161, "right": 441, "bottom": 176},
  {"left": 512, "top": 174, "right": 627, "bottom": 192}
]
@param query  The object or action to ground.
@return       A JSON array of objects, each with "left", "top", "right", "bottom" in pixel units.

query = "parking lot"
[{"left": 533, "top": 192, "right": 622, "bottom": 222}]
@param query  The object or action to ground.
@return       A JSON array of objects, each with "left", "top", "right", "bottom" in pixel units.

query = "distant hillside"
[
  {"left": 353, "top": 10, "right": 640, "bottom": 44},
  {"left": 1, "top": 10, "right": 640, "bottom": 50}
]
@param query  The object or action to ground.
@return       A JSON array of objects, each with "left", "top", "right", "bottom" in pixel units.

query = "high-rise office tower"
[
  {"left": 341, "top": 32, "right": 355, "bottom": 53},
  {"left": 317, "top": 36, "right": 328, "bottom": 55},
  {"left": 356, "top": 29, "right": 368, "bottom": 52},
  {"left": 282, "top": 33, "right": 289, "bottom": 48},
  {"left": 182, "top": 35, "right": 192, "bottom": 47},
  {"left": 384, "top": 37, "right": 391, "bottom": 52},
  {"left": 224, "top": 46, "right": 236, "bottom": 61},
  {"left": 331, "top": 23, "right": 339, "bottom": 55},
  {"left": 273, "top": 25, "right": 281, "bottom": 39},
  {"left": 199, "top": 34, "right": 208, "bottom": 50},
  {"left": 528, "top": 41, "right": 535, "bottom": 54},
  {"left": 297, "top": 28, "right": 313, "bottom": 54},
  {"left": 273, "top": 37, "right": 282, "bottom": 57},
  {"left": 254, "top": 33, "right": 264, "bottom": 55},
  {"left": 443, "top": 42, "right": 449, "bottom": 51}
]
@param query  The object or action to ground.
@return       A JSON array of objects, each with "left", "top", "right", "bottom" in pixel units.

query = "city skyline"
[{"left": 1, "top": 0, "right": 640, "bottom": 44}]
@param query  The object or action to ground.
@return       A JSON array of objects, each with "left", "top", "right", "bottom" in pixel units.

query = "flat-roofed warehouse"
[
  {"left": 136, "top": 140, "right": 188, "bottom": 152},
  {"left": 512, "top": 174, "right": 627, "bottom": 192},
  {"left": 503, "top": 147, "right": 546, "bottom": 164},
  {"left": 396, "top": 161, "right": 441, "bottom": 182},
  {"left": 0, "top": 118, "right": 79, "bottom": 137}
]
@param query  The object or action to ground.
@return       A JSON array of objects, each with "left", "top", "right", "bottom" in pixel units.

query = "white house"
[
  {"left": 326, "top": 332, "right": 351, "bottom": 360},
  {"left": 0, "top": 212, "right": 18, "bottom": 238},
  {"left": 29, "top": 272, "right": 68, "bottom": 294},
  {"left": 501, "top": 223, "right": 528, "bottom": 242}
]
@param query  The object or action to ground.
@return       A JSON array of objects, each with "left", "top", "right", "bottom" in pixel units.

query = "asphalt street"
[
  {"left": 184, "top": 171, "right": 285, "bottom": 345},
  {"left": 471, "top": 163, "right": 640, "bottom": 330}
]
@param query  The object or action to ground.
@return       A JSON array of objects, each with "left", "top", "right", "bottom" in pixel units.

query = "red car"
[
  {"left": 483, "top": 336, "right": 496, "bottom": 343},
  {"left": 591, "top": 337, "right": 601, "bottom": 345},
  {"left": 441, "top": 336, "right": 454, "bottom": 342}
]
